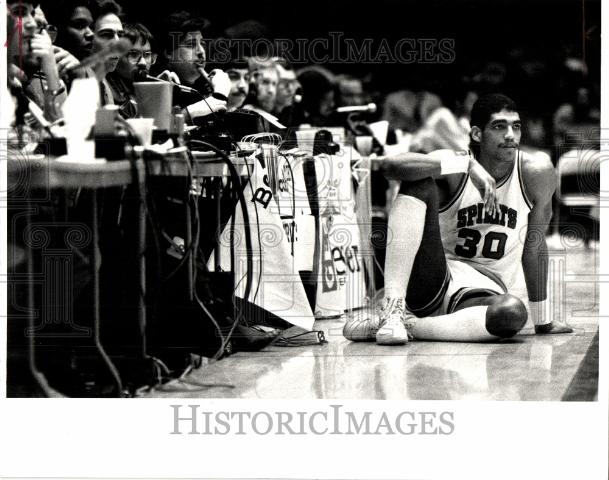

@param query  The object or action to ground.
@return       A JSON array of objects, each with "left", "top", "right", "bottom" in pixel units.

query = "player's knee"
[
  {"left": 485, "top": 294, "right": 527, "bottom": 338},
  {"left": 398, "top": 177, "right": 437, "bottom": 203}
]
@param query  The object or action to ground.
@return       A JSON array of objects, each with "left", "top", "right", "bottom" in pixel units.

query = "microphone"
[
  {"left": 132, "top": 69, "right": 155, "bottom": 82},
  {"left": 68, "top": 38, "right": 131, "bottom": 72},
  {"left": 132, "top": 69, "right": 203, "bottom": 97},
  {"left": 335, "top": 103, "right": 377, "bottom": 114},
  {"left": 196, "top": 66, "right": 215, "bottom": 95}
]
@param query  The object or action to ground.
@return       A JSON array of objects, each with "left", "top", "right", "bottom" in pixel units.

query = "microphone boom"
[{"left": 335, "top": 103, "right": 377, "bottom": 114}]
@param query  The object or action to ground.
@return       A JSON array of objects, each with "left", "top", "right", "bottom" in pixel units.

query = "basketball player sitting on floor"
[{"left": 344, "top": 93, "right": 573, "bottom": 345}]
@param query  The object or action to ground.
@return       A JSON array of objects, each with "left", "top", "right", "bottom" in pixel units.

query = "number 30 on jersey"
[{"left": 455, "top": 228, "right": 508, "bottom": 260}]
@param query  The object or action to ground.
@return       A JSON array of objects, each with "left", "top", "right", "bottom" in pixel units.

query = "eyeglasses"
[
  {"left": 37, "top": 23, "right": 58, "bottom": 42},
  {"left": 126, "top": 50, "right": 157, "bottom": 64}
]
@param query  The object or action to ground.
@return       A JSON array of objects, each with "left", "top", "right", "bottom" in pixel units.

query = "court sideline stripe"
[{"left": 562, "top": 331, "right": 599, "bottom": 401}]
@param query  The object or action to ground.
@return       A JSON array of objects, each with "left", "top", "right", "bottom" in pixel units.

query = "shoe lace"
[
  {"left": 382, "top": 297, "right": 415, "bottom": 340},
  {"left": 383, "top": 297, "right": 405, "bottom": 319}
]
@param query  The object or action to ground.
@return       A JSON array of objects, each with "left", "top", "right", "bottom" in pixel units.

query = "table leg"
[
  {"left": 25, "top": 204, "right": 54, "bottom": 395},
  {"left": 185, "top": 198, "right": 194, "bottom": 301},
  {"left": 137, "top": 166, "right": 147, "bottom": 359},
  {"left": 91, "top": 190, "right": 123, "bottom": 396},
  {"left": 215, "top": 178, "right": 222, "bottom": 272}
]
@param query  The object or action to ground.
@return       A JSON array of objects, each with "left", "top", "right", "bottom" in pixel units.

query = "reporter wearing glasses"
[{"left": 107, "top": 22, "right": 157, "bottom": 118}]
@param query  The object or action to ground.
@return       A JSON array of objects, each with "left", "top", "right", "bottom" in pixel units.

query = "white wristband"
[
  {"left": 431, "top": 150, "right": 470, "bottom": 175},
  {"left": 186, "top": 101, "right": 207, "bottom": 119},
  {"left": 528, "top": 299, "right": 551, "bottom": 326},
  {"left": 186, "top": 98, "right": 224, "bottom": 119}
]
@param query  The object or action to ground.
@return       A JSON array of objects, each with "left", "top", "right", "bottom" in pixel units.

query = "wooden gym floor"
[{"left": 141, "top": 235, "right": 599, "bottom": 401}]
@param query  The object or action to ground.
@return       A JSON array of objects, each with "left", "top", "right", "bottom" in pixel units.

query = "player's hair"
[{"left": 469, "top": 93, "right": 517, "bottom": 157}]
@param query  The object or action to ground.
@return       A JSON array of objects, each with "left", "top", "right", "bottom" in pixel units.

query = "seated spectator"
[
  {"left": 107, "top": 22, "right": 157, "bottom": 118},
  {"left": 242, "top": 57, "right": 279, "bottom": 114},
  {"left": 294, "top": 65, "right": 336, "bottom": 127},
  {"left": 225, "top": 58, "right": 250, "bottom": 112},
  {"left": 155, "top": 11, "right": 230, "bottom": 121},
  {"left": 382, "top": 89, "right": 418, "bottom": 134},
  {"left": 553, "top": 84, "right": 600, "bottom": 149},
  {"left": 336, "top": 74, "right": 366, "bottom": 107},
  {"left": 7, "top": 0, "right": 68, "bottom": 125},
  {"left": 448, "top": 83, "right": 478, "bottom": 134},
  {"left": 88, "top": 0, "right": 125, "bottom": 104},
  {"left": 44, "top": 0, "right": 95, "bottom": 61},
  {"left": 411, "top": 91, "right": 469, "bottom": 152},
  {"left": 37, "top": 0, "right": 90, "bottom": 85},
  {"left": 274, "top": 58, "right": 300, "bottom": 117}
]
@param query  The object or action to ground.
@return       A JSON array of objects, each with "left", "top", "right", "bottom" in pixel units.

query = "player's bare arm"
[
  {"left": 521, "top": 152, "right": 573, "bottom": 334},
  {"left": 380, "top": 149, "right": 498, "bottom": 213}
]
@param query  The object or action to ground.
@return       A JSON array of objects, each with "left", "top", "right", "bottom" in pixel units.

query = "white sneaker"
[
  {"left": 343, "top": 310, "right": 380, "bottom": 342},
  {"left": 376, "top": 297, "right": 410, "bottom": 345}
]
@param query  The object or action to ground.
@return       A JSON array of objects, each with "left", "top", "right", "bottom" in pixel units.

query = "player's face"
[{"left": 479, "top": 109, "right": 521, "bottom": 164}]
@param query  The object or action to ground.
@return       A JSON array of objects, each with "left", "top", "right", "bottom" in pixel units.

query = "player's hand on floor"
[{"left": 534, "top": 321, "right": 574, "bottom": 334}]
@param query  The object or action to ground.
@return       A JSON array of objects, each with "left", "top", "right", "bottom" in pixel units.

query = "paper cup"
[
  {"left": 295, "top": 128, "right": 318, "bottom": 154},
  {"left": 369, "top": 120, "right": 389, "bottom": 146},
  {"left": 355, "top": 135, "right": 373, "bottom": 156},
  {"left": 133, "top": 81, "right": 173, "bottom": 131},
  {"left": 66, "top": 139, "right": 96, "bottom": 162},
  {"left": 126, "top": 118, "right": 155, "bottom": 146}
]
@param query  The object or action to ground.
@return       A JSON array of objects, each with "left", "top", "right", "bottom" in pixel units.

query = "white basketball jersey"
[{"left": 439, "top": 151, "right": 533, "bottom": 289}]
